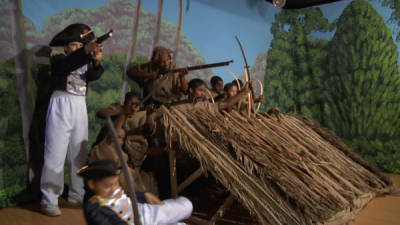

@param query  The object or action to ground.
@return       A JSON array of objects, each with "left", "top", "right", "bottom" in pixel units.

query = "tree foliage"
[
  {"left": 324, "top": 0, "right": 400, "bottom": 139},
  {"left": 264, "top": 0, "right": 400, "bottom": 173},
  {"left": 0, "top": 59, "right": 27, "bottom": 208},
  {"left": 262, "top": 8, "right": 331, "bottom": 122},
  {"left": 323, "top": 0, "right": 400, "bottom": 172}
]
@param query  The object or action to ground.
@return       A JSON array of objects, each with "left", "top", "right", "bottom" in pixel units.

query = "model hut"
[{"left": 160, "top": 106, "right": 396, "bottom": 225}]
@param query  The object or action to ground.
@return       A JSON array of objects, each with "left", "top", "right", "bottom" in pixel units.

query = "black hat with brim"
[
  {"left": 49, "top": 23, "right": 95, "bottom": 46},
  {"left": 77, "top": 159, "right": 121, "bottom": 180}
]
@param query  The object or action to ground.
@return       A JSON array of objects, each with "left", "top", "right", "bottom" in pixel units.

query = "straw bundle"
[{"left": 160, "top": 105, "right": 395, "bottom": 225}]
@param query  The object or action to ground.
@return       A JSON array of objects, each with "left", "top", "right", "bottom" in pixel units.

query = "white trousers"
[
  {"left": 40, "top": 91, "right": 88, "bottom": 205},
  {"left": 138, "top": 197, "right": 193, "bottom": 225}
]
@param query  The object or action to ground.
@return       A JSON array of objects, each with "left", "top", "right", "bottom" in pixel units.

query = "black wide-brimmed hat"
[
  {"left": 77, "top": 159, "right": 121, "bottom": 180},
  {"left": 49, "top": 23, "right": 95, "bottom": 46}
]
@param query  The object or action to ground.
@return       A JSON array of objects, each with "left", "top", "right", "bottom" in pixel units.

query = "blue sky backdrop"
[{"left": 21, "top": 0, "right": 397, "bottom": 82}]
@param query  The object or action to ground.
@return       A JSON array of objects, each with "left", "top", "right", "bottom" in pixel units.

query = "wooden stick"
[
  {"left": 205, "top": 89, "right": 215, "bottom": 104},
  {"left": 226, "top": 68, "right": 241, "bottom": 90},
  {"left": 244, "top": 68, "right": 251, "bottom": 116},
  {"left": 209, "top": 194, "right": 236, "bottom": 225},
  {"left": 169, "top": 148, "right": 178, "bottom": 198},
  {"left": 226, "top": 68, "right": 243, "bottom": 110},
  {"left": 106, "top": 116, "right": 142, "bottom": 225},
  {"left": 177, "top": 167, "right": 203, "bottom": 194},
  {"left": 255, "top": 78, "right": 263, "bottom": 113}
]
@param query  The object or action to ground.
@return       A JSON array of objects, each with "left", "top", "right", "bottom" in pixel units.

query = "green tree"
[
  {"left": 0, "top": 59, "right": 27, "bottom": 207},
  {"left": 262, "top": 8, "right": 331, "bottom": 122},
  {"left": 324, "top": 0, "right": 400, "bottom": 172}
]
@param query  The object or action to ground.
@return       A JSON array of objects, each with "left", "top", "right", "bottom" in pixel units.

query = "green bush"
[
  {"left": 346, "top": 137, "right": 400, "bottom": 173},
  {"left": 0, "top": 184, "right": 26, "bottom": 208}
]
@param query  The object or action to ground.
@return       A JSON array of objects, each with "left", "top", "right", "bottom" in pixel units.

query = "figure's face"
[
  {"left": 226, "top": 86, "right": 238, "bottom": 98},
  {"left": 213, "top": 80, "right": 224, "bottom": 95},
  {"left": 159, "top": 52, "right": 172, "bottom": 71},
  {"left": 64, "top": 42, "right": 83, "bottom": 55},
  {"left": 124, "top": 97, "right": 140, "bottom": 114},
  {"left": 189, "top": 84, "right": 206, "bottom": 99},
  {"left": 88, "top": 175, "right": 120, "bottom": 199},
  {"left": 116, "top": 128, "right": 126, "bottom": 146}
]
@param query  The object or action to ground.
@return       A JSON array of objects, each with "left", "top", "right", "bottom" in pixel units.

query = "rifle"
[
  {"left": 160, "top": 60, "right": 233, "bottom": 75},
  {"left": 140, "top": 60, "right": 233, "bottom": 106},
  {"left": 96, "top": 29, "right": 113, "bottom": 43}
]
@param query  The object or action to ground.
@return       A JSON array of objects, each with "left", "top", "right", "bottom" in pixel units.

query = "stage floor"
[{"left": 1, "top": 174, "right": 399, "bottom": 225}]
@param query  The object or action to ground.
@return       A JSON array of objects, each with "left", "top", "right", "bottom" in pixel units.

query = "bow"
[{"left": 235, "top": 36, "right": 255, "bottom": 115}]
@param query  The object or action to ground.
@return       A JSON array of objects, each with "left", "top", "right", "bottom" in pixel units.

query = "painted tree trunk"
[
  {"left": 121, "top": 0, "right": 142, "bottom": 104},
  {"left": 8, "top": 0, "right": 34, "bottom": 169},
  {"left": 152, "top": 0, "right": 164, "bottom": 52},
  {"left": 172, "top": 0, "right": 183, "bottom": 64}
]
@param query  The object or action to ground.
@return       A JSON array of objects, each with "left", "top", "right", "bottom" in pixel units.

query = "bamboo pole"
[
  {"left": 152, "top": 0, "right": 164, "bottom": 50},
  {"left": 106, "top": 117, "right": 141, "bottom": 225},
  {"left": 172, "top": 0, "right": 183, "bottom": 63},
  {"left": 169, "top": 148, "right": 178, "bottom": 198},
  {"left": 121, "top": 0, "right": 142, "bottom": 104}
]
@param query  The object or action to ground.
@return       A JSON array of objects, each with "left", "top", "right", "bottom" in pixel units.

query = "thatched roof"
[{"left": 160, "top": 105, "right": 396, "bottom": 225}]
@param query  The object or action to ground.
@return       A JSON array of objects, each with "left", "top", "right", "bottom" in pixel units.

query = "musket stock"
[{"left": 160, "top": 60, "right": 233, "bottom": 75}]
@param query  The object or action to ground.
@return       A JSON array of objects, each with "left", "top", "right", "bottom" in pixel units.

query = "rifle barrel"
[
  {"left": 96, "top": 29, "right": 113, "bottom": 43},
  {"left": 162, "top": 60, "right": 233, "bottom": 74}
]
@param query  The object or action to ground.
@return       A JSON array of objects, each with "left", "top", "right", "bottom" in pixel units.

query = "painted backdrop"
[{"left": 1, "top": 0, "right": 400, "bottom": 207}]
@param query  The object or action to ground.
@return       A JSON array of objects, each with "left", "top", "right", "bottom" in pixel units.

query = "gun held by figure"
[
  {"left": 80, "top": 29, "right": 113, "bottom": 43},
  {"left": 96, "top": 29, "right": 113, "bottom": 43},
  {"left": 160, "top": 59, "right": 234, "bottom": 75},
  {"left": 138, "top": 59, "right": 234, "bottom": 106}
]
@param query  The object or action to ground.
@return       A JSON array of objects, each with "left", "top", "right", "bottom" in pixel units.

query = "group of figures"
[
  {"left": 38, "top": 23, "right": 268, "bottom": 225},
  {"left": 35, "top": 21, "right": 398, "bottom": 225}
]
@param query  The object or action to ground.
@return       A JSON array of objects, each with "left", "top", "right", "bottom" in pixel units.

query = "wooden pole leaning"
[
  {"left": 106, "top": 116, "right": 142, "bottom": 225},
  {"left": 209, "top": 194, "right": 236, "bottom": 225},
  {"left": 169, "top": 148, "right": 178, "bottom": 198},
  {"left": 177, "top": 167, "right": 203, "bottom": 194}
]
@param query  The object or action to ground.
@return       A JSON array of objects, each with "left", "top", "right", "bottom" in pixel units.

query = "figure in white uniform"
[{"left": 40, "top": 23, "right": 105, "bottom": 216}]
